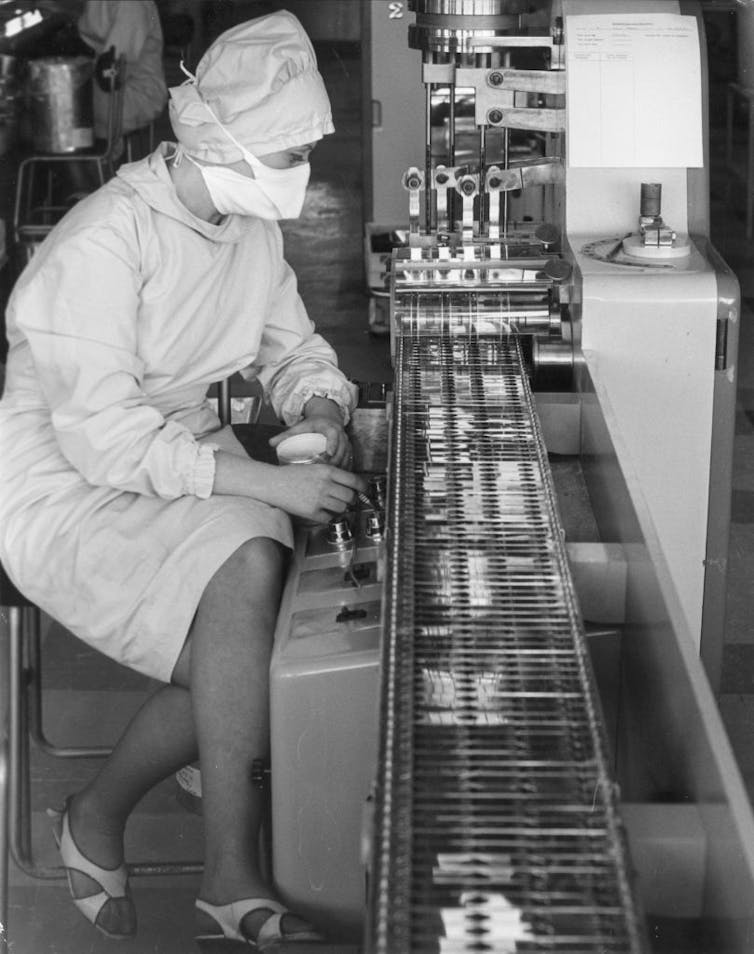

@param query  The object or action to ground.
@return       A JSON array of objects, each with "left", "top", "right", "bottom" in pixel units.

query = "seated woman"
[{"left": 0, "top": 10, "right": 366, "bottom": 948}]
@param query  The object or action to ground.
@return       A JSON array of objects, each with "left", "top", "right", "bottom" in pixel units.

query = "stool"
[{"left": 0, "top": 562, "right": 201, "bottom": 953}]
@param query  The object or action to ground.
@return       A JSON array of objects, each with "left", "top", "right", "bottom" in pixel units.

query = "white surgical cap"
[{"left": 168, "top": 10, "right": 334, "bottom": 162}]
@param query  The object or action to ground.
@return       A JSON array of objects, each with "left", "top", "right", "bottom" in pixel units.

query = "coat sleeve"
[
  {"left": 249, "top": 226, "right": 358, "bottom": 425},
  {"left": 12, "top": 219, "right": 216, "bottom": 499}
]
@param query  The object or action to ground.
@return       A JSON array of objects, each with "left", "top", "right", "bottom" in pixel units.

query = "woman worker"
[
  {"left": 0, "top": 10, "right": 366, "bottom": 948},
  {"left": 77, "top": 0, "right": 168, "bottom": 147}
]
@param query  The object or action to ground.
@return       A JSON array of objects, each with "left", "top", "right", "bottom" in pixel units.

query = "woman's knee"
[
  {"left": 226, "top": 536, "right": 285, "bottom": 583},
  {"left": 204, "top": 537, "right": 286, "bottom": 610},
  {"left": 171, "top": 538, "right": 287, "bottom": 685}
]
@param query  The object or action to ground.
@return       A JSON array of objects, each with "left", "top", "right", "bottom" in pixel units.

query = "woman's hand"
[
  {"left": 212, "top": 448, "right": 368, "bottom": 524},
  {"left": 268, "top": 396, "right": 354, "bottom": 469},
  {"left": 268, "top": 462, "right": 368, "bottom": 523}
]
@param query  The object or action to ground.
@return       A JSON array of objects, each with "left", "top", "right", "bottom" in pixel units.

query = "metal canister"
[
  {"left": 0, "top": 54, "right": 20, "bottom": 156},
  {"left": 27, "top": 56, "right": 94, "bottom": 153}
]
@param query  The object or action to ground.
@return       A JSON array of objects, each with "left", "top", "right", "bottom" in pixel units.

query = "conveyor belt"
[{"left": 366, "top": 331, "right": 647, "bottom": 953}]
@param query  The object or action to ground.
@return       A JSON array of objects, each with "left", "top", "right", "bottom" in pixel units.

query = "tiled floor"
[{"left": 4, "top": 23, "right": 754, "bottom": 954}]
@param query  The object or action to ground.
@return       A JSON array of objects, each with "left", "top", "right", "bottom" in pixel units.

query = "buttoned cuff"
[
  {"left": 188, "top": 442, "right": 218, "bottom": 498},
  {"left": 283, "top": 381, "right": 358, "bottom": 427}
]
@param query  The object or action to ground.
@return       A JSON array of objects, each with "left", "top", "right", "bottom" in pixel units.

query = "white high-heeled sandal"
[
  {"left": 195, "top": 896, "right": 322, "bottom": 950},
  {"left": 48, "top": 801, "right": 135, "bottom": 938}
]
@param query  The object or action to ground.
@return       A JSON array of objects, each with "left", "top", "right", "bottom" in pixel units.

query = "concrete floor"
[{"left": 4, "top": 27, "right": 754, "bottom": 954}]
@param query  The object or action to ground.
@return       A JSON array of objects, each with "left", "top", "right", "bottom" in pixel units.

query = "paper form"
[{"left": 566, "top": 14, "right": 703, "bottom": 168}]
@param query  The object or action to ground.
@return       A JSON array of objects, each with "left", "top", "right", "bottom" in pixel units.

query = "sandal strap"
[
  {"left": 48, "top": 806, "right": 128, "bottom": 900},
  {"left": 72, "top": 889, "right": 112, "bottom": 926},
  {"left": 195, "top": 896, "right": 302, "bottom": 945},
  {"left": 257, "top": 911, "right": 285, "bottom": 947}
]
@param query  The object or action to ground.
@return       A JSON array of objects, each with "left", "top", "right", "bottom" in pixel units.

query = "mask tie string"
[{"left": 178, "top": 60, "right": 197, "bottom": 83}]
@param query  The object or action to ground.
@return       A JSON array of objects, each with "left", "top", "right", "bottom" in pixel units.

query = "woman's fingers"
[
  {"left": 272, "top": 463, "right": 368, "bottom": 521},
  {"left": 314, "top": 467, "right": 368, "bottom": 515},
  {"left": 323, "top": 486, "right": 357, "bottom": 513},
  {"left": 329, "top": 466, "right": 369, "bottom": 494}
]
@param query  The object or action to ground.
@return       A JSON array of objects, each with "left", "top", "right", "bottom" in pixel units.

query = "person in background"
[
  {"left": 35, "top": 0, "right": 167, "bottom": 153},
  {"left": 0, "top": 9, "right": 365, "bottom": 948},
  {"left": 77, "top": 0, "right": 167, "bottom": 152}
]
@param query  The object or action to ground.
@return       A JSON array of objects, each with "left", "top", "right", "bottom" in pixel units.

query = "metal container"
[
  {"left": 0, "top": 54, "right": 20, "bottom": 155},
  {"left": 27, "top": 56, "right": 94, "bottom": 153},
  {"left": 0, "top": 54, "right": 17, "bottom": 80}
]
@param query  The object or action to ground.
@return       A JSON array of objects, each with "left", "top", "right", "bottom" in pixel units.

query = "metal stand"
[{"left": 0, "top": 575, "right": 202, "bottom": 951}]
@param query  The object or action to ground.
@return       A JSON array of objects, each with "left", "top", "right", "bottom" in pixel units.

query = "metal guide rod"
[
  {"left": 425, "top": 76, "right": 433, "bottom": 234},
  {"left": 366, "top": 322, "right": 647, "bottom": 953}
]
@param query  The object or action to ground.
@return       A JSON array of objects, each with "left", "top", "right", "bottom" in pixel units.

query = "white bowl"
[{"left": 276, "top": 432, "right": 328, "bottom": 465}]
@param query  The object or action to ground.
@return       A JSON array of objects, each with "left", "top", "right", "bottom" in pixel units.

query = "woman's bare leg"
[
  {"left": 69, "top": 684, "right": 196, "bottom": 853},
  {"left": 186, "top": 536, "right": 284, "bottom": 901},
  {"left": 63, "top": 537, "right": 286, "bottom": 931},
  {"left": 64, "top": 683, "right": 197, "bottom": 933}
]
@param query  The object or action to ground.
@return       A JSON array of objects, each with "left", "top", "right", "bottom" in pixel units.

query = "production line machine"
[{"left": 269, "top": 2, "right": 754, "bottom": 952}]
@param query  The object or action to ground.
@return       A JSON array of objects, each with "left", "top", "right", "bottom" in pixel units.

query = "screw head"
[
  {"left": 488, "top": 109, "right": 504, "bottom": 125},
  {"left": 488, "top": 70, "right": 504, "bottom": 87}
]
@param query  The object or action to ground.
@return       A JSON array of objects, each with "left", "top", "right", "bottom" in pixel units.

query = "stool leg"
[
  {"left": 0, "top": 735, "right": 8, "bottom": 954},
  {"left": 748, "top": 100, "right": 754, "bottom": 241},
  {"left": 18, "top": 611, "right": 34, "bottom": 865},
  {"left": 4, "top": 604, "right": 203, "bottom": 883},
  {"left": 0, "top": 606, "right": 10, "bottom": 954},
  {"left": 8, "top": 607, "right": 31, "bottom": 870},
  {"left": 6, "top": 604, "right": 104, "bottom": 881},
  {"left": 27, "top": 610, "right": 109, "bottom": 759},
  {"left": 13, "top": 160, "right": 33, "bottom": 242},
  {"left": 25, "top": 164, "right": 37, "bottom": 227},
  {"left": 726, "top": 85, "right": 734, "bottom": 210},
  {"left": 218, "top": 378, "right": 232, "bottom": 427}
]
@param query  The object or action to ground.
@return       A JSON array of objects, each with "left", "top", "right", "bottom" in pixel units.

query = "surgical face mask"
[
  {"left": 177, "top": 76, "right": 313, "bottom": 220},
  {"left": 185, "top": 152, "right": 310, "bottom": 219},
  {"left": 245, "top": 152, "right": 311, "bottom": 219}
]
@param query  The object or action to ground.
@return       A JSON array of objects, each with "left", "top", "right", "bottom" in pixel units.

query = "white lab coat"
[
  {"left": 0, "top": 145, "right": 358, "bottom": 680},
  {"left": 78, "top": 0, "right": 167, "bottom": 138}
]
